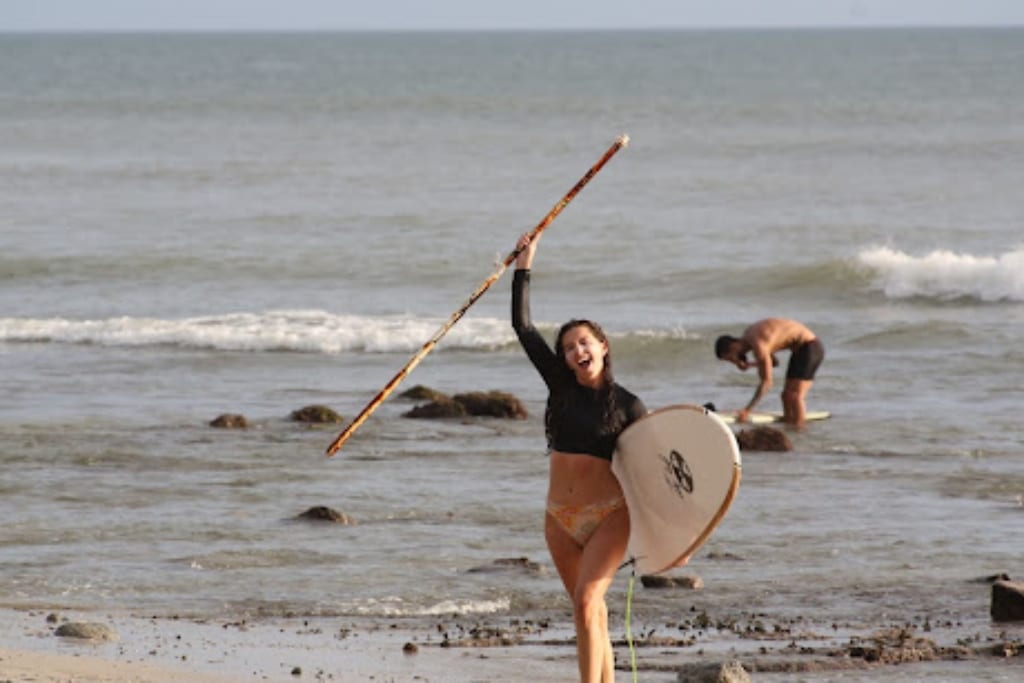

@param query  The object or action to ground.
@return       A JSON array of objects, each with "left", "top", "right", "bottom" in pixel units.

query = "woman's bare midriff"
[{"left": 547, "top": 450, "right": 624, "bottom": 505}]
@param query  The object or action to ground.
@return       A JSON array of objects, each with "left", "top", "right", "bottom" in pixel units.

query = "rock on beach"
[
  {"left": 734, "top": 426, "right": 792, "bottom": 452},
  {"left": 290, "top": 405, "right": 343, "bottom": 424},
  {"left": 676, "top": 660, "right": 750, "bottom": 683},
  {"left": 402, "top": 387, "right": 527, "bottom": 419},
  {"left": 294, "top": 506, "right": 356, "bottom": 525},
  {"left": 54, "top": 622, "right": 118, "bottom": 642},
  {"left": 640, "top": 574, "right": 704, "bottom": 590},
  {"left": 991, "top": 580, "right": 1024, "bottom": 622},
  {"left": 466, "top": 557, "right": 545, "bottom": 576},
  {"left": 209, "top": 413, "right": 249, "bottom": 428}
]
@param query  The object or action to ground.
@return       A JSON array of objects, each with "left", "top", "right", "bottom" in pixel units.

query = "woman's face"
[{"left": 559, "top": 324, "right": 608, "bottom": 388}]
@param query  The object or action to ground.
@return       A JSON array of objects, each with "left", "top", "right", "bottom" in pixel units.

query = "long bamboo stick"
[{"left": 326, "top": 134, "right": 630, "bottom": 457}]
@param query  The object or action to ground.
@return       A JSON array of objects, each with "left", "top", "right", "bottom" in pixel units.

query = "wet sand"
[{"left": 2, "top": 607, "right": 1021, "bottom": 682}]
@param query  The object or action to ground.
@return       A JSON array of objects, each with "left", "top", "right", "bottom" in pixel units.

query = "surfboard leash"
[{"left": 623, "top": 559, "right": 639, "bottom": 683}]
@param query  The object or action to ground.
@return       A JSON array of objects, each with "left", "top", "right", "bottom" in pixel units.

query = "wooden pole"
[{"left": 326, "top": 134, "right": 630, "bottom": 457}]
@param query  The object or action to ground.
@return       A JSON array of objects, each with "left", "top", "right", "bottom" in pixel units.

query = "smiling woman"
[{"left": 511, "top": 230, "right": 648, "bottom": 682}]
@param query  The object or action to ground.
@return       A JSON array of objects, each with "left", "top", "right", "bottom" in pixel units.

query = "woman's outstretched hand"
[{"left": 515, "top": 232, "right": 539, "bottom": 269}]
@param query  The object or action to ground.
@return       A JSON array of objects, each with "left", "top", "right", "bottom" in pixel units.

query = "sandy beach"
[
  {"left": 1, "top": 608, "right": 583, "bottom": 683},
  {"left": 3, "top": 600, "right": 1021, "bottom": 683}
]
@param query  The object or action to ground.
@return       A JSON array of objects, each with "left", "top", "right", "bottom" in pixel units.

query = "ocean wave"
[
  {"left": 0, "top": 310, "right": 510, "bottom": 354},
  {"left": 857, "top": 246, "right": 1024, "bottom": 302},
  {"left": 0, "top": 310, "right": 699, "bottom": 355},
  {"left": 670, "top": 258, "right": 871, "bottom": 303}
]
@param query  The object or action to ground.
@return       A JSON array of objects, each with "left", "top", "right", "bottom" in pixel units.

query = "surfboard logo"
[{"left": 660, "top": 449, "right": 694, "bottom": 498}]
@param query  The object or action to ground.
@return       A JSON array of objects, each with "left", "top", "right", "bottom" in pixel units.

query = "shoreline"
[{"left": 2, "top": 607, "right": 1020, "bottom": 682}]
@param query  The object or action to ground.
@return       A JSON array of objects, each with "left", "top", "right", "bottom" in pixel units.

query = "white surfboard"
[
  {"left": 717, "top": 410, "right": 831, "bottom": 425},
  {"left": 612, "top": 405, "right": 741, "bottom": 575}
]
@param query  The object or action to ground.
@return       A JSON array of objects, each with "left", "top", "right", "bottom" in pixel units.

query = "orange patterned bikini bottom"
[{"left": 546, "top": 497, "right": 626, "bottom": 546}]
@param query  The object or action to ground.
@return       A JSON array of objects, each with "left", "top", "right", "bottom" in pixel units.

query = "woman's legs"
[
  {"left": 546, "top": 511, "right": 582, "bottom": 594},
  {"left": 546, "top": 505, "right": 630, "bottom": 682}
]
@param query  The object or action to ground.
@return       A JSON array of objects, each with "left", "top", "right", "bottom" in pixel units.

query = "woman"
[{"left": 511, "top": 232, "right": 647, "bottom": 682}]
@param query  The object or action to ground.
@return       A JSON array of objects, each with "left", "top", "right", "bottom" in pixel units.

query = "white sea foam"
[
  {"left": 0, "top": 311, "right": 691, "bottom": 353},
  {"left": 857, "top": 246, "right": 1024, "bottom": 302},
  {"left": 355, "top": 596, "right": 511, "bottom": 617},
  {"left": 0, "top": 310, "right": 514, "bottom": 354}
]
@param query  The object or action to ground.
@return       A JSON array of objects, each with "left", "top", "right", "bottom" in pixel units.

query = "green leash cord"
[{"left": 625, "top": 569, "right": 638, "bottom": 682}]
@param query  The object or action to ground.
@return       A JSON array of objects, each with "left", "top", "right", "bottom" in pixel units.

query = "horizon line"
[{"left": 2, "top": 22, "right": 1022, "bottom": 35}]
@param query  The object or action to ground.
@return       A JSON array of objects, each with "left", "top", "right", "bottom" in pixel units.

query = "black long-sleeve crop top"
[{"left": 512, "top": 268, "right": 646, "bottom": 461}]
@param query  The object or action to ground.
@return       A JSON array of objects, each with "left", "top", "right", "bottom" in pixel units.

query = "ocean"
[{"left": 1, "top": 28, "right": 1022, "bottom": 681}]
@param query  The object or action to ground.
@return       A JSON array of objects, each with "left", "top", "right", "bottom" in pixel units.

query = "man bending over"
[{"left": 714, "top": 318, "right": 824, "bottom": 428}]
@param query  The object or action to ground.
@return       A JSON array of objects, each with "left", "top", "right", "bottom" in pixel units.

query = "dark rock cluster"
[{"left": 401, "top": 387, "right": 527, "bottom": 420}]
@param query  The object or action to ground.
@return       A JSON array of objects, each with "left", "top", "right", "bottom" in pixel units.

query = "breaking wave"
[
  {"left": 0, "top": 310, "right": 697, "bottom": 355},
  {"left": 857, "top": 246, "right": 1024, "bottom": 302},
  {"left": 0, "top": 310, "right": 511, "bottom": 354}
]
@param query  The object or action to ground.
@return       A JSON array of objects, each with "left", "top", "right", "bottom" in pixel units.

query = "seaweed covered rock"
[
  {"left": 844, "top": 626, "right": 951, "bottom": 664},
  {"left": 992, "top": 579, "right": 1024, "bottom": 622},
  {"left": 452, "top": 391, "right": 528, "bottom": 419},
  {"left": 640, "top": 574, "right": 704, "bottom": 590},
  {"left": 466, "top": 557, "right": 545, "bottom": 576},
  {"left": 209, "top": 413, "right": 249, "bottom": 429},
  {"left": 735, "top": 426, "right": 792, "bottom": 452},
  {"left": 399, "top": 384, "right": 450, "bottom": 402},
  {"left": 402, "top": 389, "right": 528, "bottom": 420},
  {"left": 676, "top": 660, "right": 750, "bottom": 683},
  {"left": 403, "top": 397, "right": 468, "bottom": 418},
  {"left": 290, "top": 404, "right": 343, "bottom": 424},
  {"left": 54, "top": 622, "right": 118, "bottom": 642},
  {"left": 295, "top": 505, "right": 356, "bottom": 525}
]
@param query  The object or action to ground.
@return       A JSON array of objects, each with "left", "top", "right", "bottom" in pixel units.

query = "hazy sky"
[{"left": 4, "top": 0, "right": 1023, "bottom": 31}]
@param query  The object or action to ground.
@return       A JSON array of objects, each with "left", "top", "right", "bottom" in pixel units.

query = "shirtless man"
[{"left": 714, "top": 318, "right": 824, "bottom": 428}]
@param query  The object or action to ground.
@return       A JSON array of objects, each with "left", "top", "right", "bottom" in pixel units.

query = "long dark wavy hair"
[{"left": 545, "top": 319, "right": 621, "bottom": 441}]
